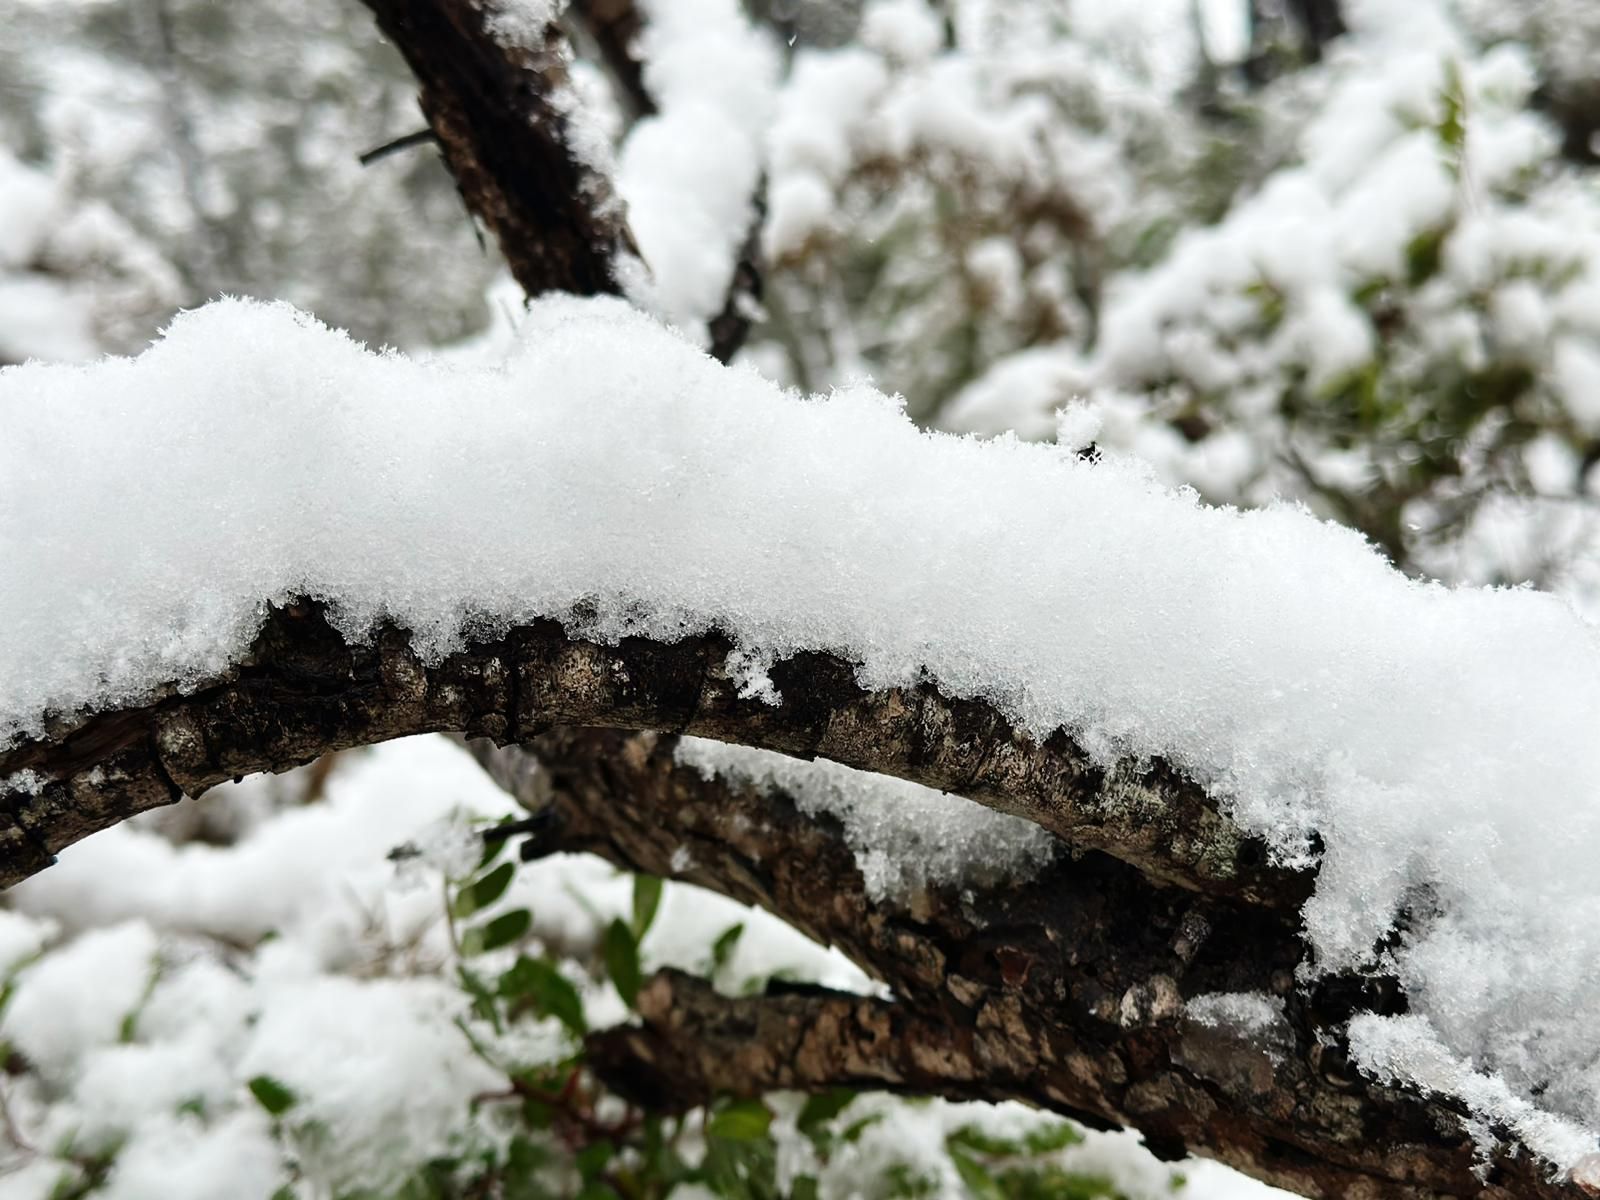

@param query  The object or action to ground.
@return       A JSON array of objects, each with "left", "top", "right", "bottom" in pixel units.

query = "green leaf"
[
  {"left": 838, "top": 1113, "right": 884, "bottom": 1145},
  {"left": 453, "top": 862, "right": 516, "bottom": 919},
  {"left": 604, "top": 918, "right": 642, "bottom": 1009},
  {"left": 631, "top": 873, "right": 664, "bottom": 941},
  {"left": 797, "top": 1089, "right": 857, "bottom": 1142},
  {"left": 947, "top": 1125, "right": 1023, "bottom": 1157},
  {"left": 710, "top": 922, "right": 744, "bottom": 974},
  {"left": 476, "top": 827, "right": 510, "bottom": 872},
  {"left": 706, "top": 1098, "right": 773, "bottom": 1141},
  {"left": 461, "top": 907, "right": 531, "bottom": 956},
  {"left": 1022, "top": 1120, "right": 1085, "bottom": 1154},
  {"left": 248, "top": 1075, "right": 297, "bottom": 1117},
  {"left": 791, "top": 1176, "right": 820, "bottom": 1200},
  {"left": 456, "top": 964, "right": 504, "bottom": 1033},
  {"left": 575, "top": 1139, "right": 615, "bottom": 1182},
  {"left": 499, "top": 955, "right": 587, "bottom": 1037},
  {"left": 947, "top": 1147, "right": 1005, "bottom": 1200}
]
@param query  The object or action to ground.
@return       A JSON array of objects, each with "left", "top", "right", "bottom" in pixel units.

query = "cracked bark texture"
[
  {"left": 0, "top": 601, "right": 1285, "bottom": 907},
  {"left": 521, "top": 729, "right": 1584, "bottom": 1200}
]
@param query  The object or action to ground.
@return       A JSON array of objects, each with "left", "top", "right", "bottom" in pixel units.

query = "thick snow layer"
[
  {"left": 6, "top": 295, "right": 1600, "bottom": 1156},
  {"left": 674, "top": 736, "right": 1058, "bottom": 900}
]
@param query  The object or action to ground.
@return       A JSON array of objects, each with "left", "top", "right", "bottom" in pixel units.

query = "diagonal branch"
[{"left": 368, "top": 0, "right": 766, "bottom": 362}]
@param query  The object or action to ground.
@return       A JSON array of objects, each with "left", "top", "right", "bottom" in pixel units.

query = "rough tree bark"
[
  {"left": 0, "top": 606, "right": 1593, "bottom": 1199},
  {"left": 3, "top": 2, "right": 1592, "bottom": 1197}
]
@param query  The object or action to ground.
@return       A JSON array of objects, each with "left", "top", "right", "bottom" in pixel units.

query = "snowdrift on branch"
[{"left": 3, "top": 295, "right": 1600, "bottom": 1160}]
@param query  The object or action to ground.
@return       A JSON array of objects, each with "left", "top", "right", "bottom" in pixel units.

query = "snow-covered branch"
[
  {"left": 5, "top": 296, "right": 1600, "bottom": 1189},
  {"left": 495, "top": 727, "right": 1589, "bottom": 1200}
]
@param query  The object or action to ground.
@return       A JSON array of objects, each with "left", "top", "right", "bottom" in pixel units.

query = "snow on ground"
[{"left": 4, "top": 294, "right": 1600, "bottom": 1163}]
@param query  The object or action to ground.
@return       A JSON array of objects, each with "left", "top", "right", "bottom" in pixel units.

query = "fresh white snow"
[
  {"left": 5, "top": 293, "right": 1600, "bottom": 1161},
  {"left": 613, "top": 0, "right": 778, "bottom": 343}
]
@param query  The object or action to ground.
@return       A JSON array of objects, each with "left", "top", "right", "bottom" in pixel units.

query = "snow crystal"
[
  {"left": 7, "top": 295, "right": 1600, "bottom": 1155},
  {"left": 1185, "top": 991, "right": 1286, "bottom": 1037},
  {"left": 1349, "top": 1014, "right": 1598, "bottom": 1171},
  {"left": 674, "top": 736, "right": 1058, "bottom": 901},
  {"left": 482, "top": 0, "right": 563, "bottom": 52}
]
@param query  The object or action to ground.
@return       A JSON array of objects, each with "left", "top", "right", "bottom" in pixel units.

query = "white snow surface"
[
  {"left": 483, "top": 0, "right": 564, "bottom": 51},
  {"left": 673, "top": 736, "right": 1058, "bottom": 900},
  {"left": 613, "top": 0, "right": 778, "bottom": 341},
  {"left": 5, "top": 295, "right": 1600, "bottom": 1155}
]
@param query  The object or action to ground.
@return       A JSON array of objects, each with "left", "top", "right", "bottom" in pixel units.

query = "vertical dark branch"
[{"left": 706, "top": 179, "right": 766, "bottom": 365}]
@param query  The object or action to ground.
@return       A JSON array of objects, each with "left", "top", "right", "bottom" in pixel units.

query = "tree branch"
[
  {"left": 358, "top": 0, "right": 634, "bottom": 297},
  {"left": 569, "top": 0, "right": 656, "bottom": 121},
  {"left": 1, "top": 600, "right": 1289, "bottom": 906},
  {"left": 505, "top": 728, "right": 1586, "bottom": 1199},
  {"left": 587, "top": 970, "right": 1027, "bottom": 1111}
]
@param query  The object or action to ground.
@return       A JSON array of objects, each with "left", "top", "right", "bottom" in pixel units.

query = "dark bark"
[
  {"left": 705, "top": 180, "right": 766, "bottom": 365},
  {"left": 358, "top": 0, "right": 634, "bottom": 297},
  {"left": 367, "top": 0, "right": 766, "bottom": 363},
  {"left": 0, "top": 600, "right": 1288, "bottom": 907},
  {"left": 499, "top": 728, "right": 1586, "bottom": 1200},
  {"left": 2, "top": 609, "right": 1589, "bottom": 1196}
]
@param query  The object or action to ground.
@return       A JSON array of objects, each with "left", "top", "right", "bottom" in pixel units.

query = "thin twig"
[{"left": 357, "top": 127, "right": 439, "bottom": 166}]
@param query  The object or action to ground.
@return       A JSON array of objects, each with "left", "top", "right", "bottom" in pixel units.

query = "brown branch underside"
[
  {"left": 0, "top": 600, "right": 1583, "bottom": 1196},
  {"left": 507, "top": 728, "right": 1584, "bottom": 1200},
  {"left": 0, "top": 601, "right": 1288, "bottom": 908}
]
